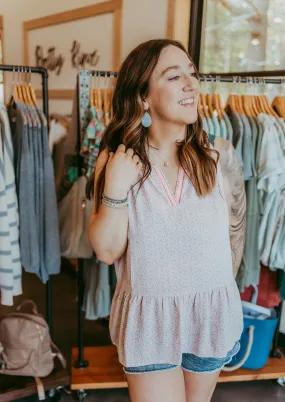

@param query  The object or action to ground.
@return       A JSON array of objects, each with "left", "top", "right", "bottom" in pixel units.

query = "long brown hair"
[{"left": 86, "top": 39, "right": 218, "bottom": 210}]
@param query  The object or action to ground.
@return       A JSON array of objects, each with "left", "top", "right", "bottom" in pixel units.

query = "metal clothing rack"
[
  {"left": 72, "top": 70, "right": 285, "bottom": 394},
  {"left": 0, "top": 64, "right": 53, "bottom": 335}
]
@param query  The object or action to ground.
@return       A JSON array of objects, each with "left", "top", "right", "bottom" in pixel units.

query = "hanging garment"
[
  {"left": 240, "top": 265, "right": 281, "bottom": 309},
  {"left": 206, "top": 117, "right": 215, "bottom": 136},
  {"left": 110, "top": 155, "right": 243, "bottom": 367},
  {"left": 55, "top": 83, "right": 80, "bottom": 202},
  {"left": 269, "top": 188, "right": 285, "bottom": 269},
  {"left": 8, "top": 102, "right": 60, "bottom": 283},
  {"left": 240, "top": 115, "right": 254, "bottom": 181},
  {"left": 0, "top": 105, "right": 22, "bottom": 305},
  {"left": 273, "top": 118, "right": 285, "bottom": 154},
  {"left": 80, "top": 106, "right": 105, "bottom": 178},
  {"left": 9, "top": 103, "right": 40, "bottom": 276},
  {"left": 211, "top": 110, "right": 221, "bottom": 138},
  {"left": 236, "top": 177, "right": 260, "bottom": 291},
  {"left": 236, "top": 115, "right": 260, "bottom": 291},
  {"left": 219, "top": 116, "right": 227, "bottom": 140},
  {"left": 257, "top": 113, "right": 285, "bottom": 193},
  {"left": 223, "top": 113, "right": 233, "bottom": 143},
  {"left": 83, "top": 256, "right": 111, "bottom": 320},
  {"left": 202, "top": 116, "right": 209, "bottom": 134},
  {"left": 49, "top": 119, "right": 69, "bottom": 153},
  {"left": 217, "top": 138, "right": 247, "bottom": 278},
  {"left": 40, "top": 112, "right": 61, "bottom": 281},
  {"left": 247, "top": 116, "right": 258, "bottom": 177},
  {"left": 58, "top": 176, "right": 93, "bottom": 259},
  {"left": 256, "top": 114, "right": 285, "bottom": 269},
  {"left": 229, "top": 112, "right": 244, "bottom": 168}
]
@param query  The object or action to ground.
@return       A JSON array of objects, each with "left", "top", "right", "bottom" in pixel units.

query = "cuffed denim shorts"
[{"left": 124, "top": 341, "right": 240, "bottom": 375}]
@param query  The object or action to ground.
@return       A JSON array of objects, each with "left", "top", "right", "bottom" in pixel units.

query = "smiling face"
[{"left": 144, "top": 45, "right": 200, "bottom": 126}]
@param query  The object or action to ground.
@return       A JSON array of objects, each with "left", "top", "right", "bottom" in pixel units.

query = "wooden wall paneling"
[
  {"left": 167, "top": 0, "right": 176, "bottom": 39},
  {"left": 167, "top": 0, "right": 191, "bottom": 50}
]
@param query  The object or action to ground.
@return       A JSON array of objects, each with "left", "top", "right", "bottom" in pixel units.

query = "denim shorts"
[{"left": 124, "top": 341, "right": 240, "bottom": 375}]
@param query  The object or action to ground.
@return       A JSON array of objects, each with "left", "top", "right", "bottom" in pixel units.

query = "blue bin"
[{"left": 228, "top": 316, "right": 279, "bottom": 370}]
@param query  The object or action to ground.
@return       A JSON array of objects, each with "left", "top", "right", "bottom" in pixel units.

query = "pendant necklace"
[{"left": 149, "top": 145, "right": 169, "bottom": 167}]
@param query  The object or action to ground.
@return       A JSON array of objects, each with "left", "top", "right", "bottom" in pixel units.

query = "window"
[{"left": 200, "top": 0, "right": 285, "bottom": 73}]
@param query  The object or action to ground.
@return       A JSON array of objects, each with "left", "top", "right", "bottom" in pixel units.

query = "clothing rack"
[
  {"left": 0, "top": 64, "right": 68, "bottom": 402},
  {"left": 71, "top": 70, "right": 285, "bottom": 394},
  {"left": 0, "top": 64, "right": 53, "bottom": 335}
]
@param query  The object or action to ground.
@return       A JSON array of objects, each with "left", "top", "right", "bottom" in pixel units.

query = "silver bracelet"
[
  {"left": 102, "top": 200, "right": 129, "bottom": 210},
  {"left": 102, "top": 194, "right": 128, "bottom": 204}
]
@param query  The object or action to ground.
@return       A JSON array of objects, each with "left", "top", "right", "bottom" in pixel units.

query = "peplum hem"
[{"left": 109, "top": 280, "right": 244, "bottom": 367}]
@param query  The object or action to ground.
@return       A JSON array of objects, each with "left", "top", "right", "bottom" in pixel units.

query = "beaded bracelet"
[
  {"left": 102, "top": 199, "right": 128, "bottom": 210},
  {"left": 102, "top": 194, "right": 128, "bottom": 204}
]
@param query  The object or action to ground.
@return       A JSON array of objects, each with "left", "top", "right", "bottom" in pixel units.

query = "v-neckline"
[{"left": 153, "top": 165, "right": 185, "bottom": 207}]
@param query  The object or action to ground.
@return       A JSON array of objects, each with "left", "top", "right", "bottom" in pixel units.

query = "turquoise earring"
[{"left": 142, "top": 111, "right": 152, "bottom": 128}]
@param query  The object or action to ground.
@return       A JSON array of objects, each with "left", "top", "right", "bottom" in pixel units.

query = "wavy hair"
[{"left": 86, "top": 39, "right": 218, "bottom": 211}]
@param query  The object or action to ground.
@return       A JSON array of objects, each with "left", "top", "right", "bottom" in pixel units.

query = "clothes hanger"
[
  {"left": 253, "top": 78, "right": 265, "bottom": 115},
  {"left": 272, "top": 78, "right": 285, "bottom": 117},
  {"left": 260, "top": 78, "right": 279, "bottom": 118},
  {"left": 235, "top": 76, "right": 246, "bottom": 115},
  {"left": 10, "top": 66, "right": 20, "bottom": 104},
  {"left": 206, "top": 76, "right": 214, "bottom": 117},
  {"left": 89, "top": 73, "right": 94, "bottom": 107},
  {"left": 20, "top": 67, "right": 31, "bottom": 106},
  {"left": 249, "top": 77, "right": 259, "bottom": 117},
  {"left": 225, "top": 76, "right": 238, "bottom": 115},
  {"left": 212, "top": 75, "right": 223, "bottom": 120},
  {"left": 16, "top": 67, "right": 25, "bottom": 103},
  {"left": 200, "top": 76, "right": 210, "bottom": 120},
  {"left": 102, "top": 90, "right": 108, "bottom": 125},
  {"left": 242, "top": 77, "right": 254, "bottom": 118},
  {"left": 26, "top": 68, "right": 38, "bottom": 108}
]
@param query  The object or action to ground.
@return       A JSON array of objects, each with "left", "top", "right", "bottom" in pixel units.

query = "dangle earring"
[{"left": 142, "top": 110, "right": 152, "bottom": 128}]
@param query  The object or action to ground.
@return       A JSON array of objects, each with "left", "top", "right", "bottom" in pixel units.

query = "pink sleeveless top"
[{"left": 110, "top": 163, "right": 243, "bottom": 367}]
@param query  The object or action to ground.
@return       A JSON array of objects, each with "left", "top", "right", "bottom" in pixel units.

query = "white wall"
[{"left": 0, "top": 0, "right": 168, "bottom": 114}]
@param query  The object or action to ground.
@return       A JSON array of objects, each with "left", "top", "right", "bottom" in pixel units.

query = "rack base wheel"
[
  {"left": 277, "top": 377, "right": 285, "bottom": 387},
  {"left": 74, "top": 389, "right": 87, "bottom": 401}
]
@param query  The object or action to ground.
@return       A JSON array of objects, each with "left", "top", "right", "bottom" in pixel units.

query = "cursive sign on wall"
[
  {"left": 71, "top": 40, "right": 100, "bottom": 68},
  {"left": 35, "top": 46, "right": 65, "bottom": 75},
  {"left": 35, "top": 41, "right": 100, "bottom": 75}
]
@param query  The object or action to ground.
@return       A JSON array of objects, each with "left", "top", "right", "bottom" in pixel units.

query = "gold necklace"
[{"left": 149, "top": 145, "right": 169, "bottom": 167}]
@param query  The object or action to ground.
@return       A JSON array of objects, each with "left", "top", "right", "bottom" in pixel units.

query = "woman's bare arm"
[{"left": 88, "top": 145, "right": 141, "bottom": 265}]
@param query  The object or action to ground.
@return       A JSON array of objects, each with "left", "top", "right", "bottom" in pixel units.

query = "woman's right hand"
[{"left": 104, "top": 144, "right": 142, "bottom": 199}]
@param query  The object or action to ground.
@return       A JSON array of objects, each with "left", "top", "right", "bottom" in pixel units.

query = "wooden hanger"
[
  {"left": 20, "top": 68, "right": 32, "bottom": 106},
  {"left": 225, "top": 77, "right": 238, "bottom": 115},
  {"left": 272, "top": 79, "right": 285, "bottom": 117},
  {"left": 200, "top": 93, "right": 210, "bottom": 120},
  {"left": 199, "top": 95, "right": 205, "bottom": 118},
  {"left": 212, "top": 76, "right": 223, "bottom": 120},
  {"left": 241, "top": 78, "right": 253, "bottom": 117},
  {"left": 206, "top": 77, "right": 214, "bottom": 117},
  {"left": 249, "top": 78, "right": 259, "bottom": 117},
  {"left": 25, "top": 68, "right": 38, "bottom": 108},
  {"left": 272, "top": 96, "right": 284, "bottom": 117},
  {"left": 260, "top": 78, "right": 279, "bottom": 118},
  {"left": 200, "top": 76, "right": 210, "bottom": 120}
]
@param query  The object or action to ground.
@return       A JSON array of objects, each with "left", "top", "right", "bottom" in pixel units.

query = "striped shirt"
[{"left": 0, "top": 105, "right": 22, "bottom": 306}]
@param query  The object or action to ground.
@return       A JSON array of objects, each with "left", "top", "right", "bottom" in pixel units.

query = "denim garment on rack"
[{"left": 240, "top": 115, "right": 254, "bottom": 181}]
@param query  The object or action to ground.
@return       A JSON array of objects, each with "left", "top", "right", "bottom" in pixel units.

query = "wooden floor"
[{"left": 71, "top": 345, "right": 285, "bottom": 390}]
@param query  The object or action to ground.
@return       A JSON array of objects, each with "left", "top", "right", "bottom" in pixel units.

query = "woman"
[{"left": 87, "top": 39, "right": 246, "bottom": 402}]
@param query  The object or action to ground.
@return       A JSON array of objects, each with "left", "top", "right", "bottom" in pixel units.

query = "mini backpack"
[{"left": 0, "top": 300, "right": 66, "bottom": 400}]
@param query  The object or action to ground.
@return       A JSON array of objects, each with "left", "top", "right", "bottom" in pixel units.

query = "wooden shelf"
[
  {"left": 0, "top": 366, "right": 69, "bottom": 402},
  {"left": 71, "top": 346, "right": 285, "bottom": 390}
]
